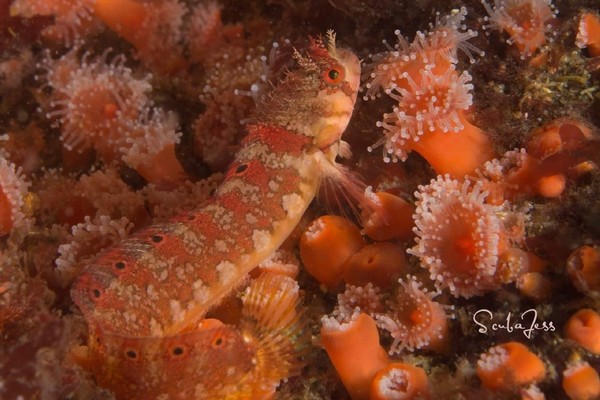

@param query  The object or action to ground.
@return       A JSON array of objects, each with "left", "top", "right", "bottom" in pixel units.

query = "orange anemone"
[
  {"left": 566, "top": 245, "right": 600, "bottom": 294},
  {"left": 376, "top": 277, "right": 451, "bottom": 354},
  {"left": 482, "top": 0, "right": 556, "bottom": 58},
  {"left": 477, "top": 342, "right": 546, "bottom": 390},
  {"left": 321, "top": 312, "right": 389, "bottom": 400},
  {"left": 370, "top": 363, "right": 431, "bottom": 400},
  {"left": 577, "top": 11, "right": 600, "bottom": 57},
  {"left": 342, "top": 242, "right": 407, "bottom": 289},
  {"left": 361, "top": 191, "right": 415, "bottom": 242},
  {"left": 564, "top": 309, "right": 600, "bottom": 355},
  {"left": 300, "top": 215, "right": 364, "bottom": 290},
  {"left": 562, "top": 361, "right": 600, "bottom": 400}
]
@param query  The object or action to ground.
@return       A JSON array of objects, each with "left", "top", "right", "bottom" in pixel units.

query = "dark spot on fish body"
[
  {"left": 235, "top": 163, "right": 248, "bottom": 174},
  {"left": 151, "top": 235, "right": 163, "bottom": 243},
  {"left": 212, "top": 335, "right": 224, "bottom": 348},
  {"left": 115, "top": 261, "right": 126, "bottom": 270},
  {"left": 92, "top": 289, "right": 101, "bottom": 298},
  {"left": 172, "top": 346, "right": 184, "bottom": 356},
  {"left": 125, "top": 349, "right": 137, "bottom": 359}
]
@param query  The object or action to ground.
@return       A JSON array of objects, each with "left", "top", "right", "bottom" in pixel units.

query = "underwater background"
[{"left": 1, "top": 0, "right": 600, "bottom": 398}]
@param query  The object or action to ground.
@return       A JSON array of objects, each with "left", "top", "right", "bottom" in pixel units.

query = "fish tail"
[{"left": 241, "top": 272, "right": 310, "bottom": 397}]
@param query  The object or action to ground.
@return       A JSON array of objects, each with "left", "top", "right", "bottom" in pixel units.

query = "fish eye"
[
  {"left": 92, "top": 288, "right": 102, "bottom": 298},
  {"left": 323, "top": 65, "right": 345, "bottom": 85},
  {"left": 125, "top": 349, "right": 137, "bottom": 359},
  {"left": 172, "top": 346, "right": 184, "bottom": 356},
  {"left": 115, "top": 261, "right": 126, "bottom": 270}
]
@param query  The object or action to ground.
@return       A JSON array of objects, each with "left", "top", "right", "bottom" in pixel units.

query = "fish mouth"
[{"left": 335, "top": 48, "right": 361, "bottom": 102}]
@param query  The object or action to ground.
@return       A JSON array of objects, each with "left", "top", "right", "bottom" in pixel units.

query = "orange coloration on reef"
[
  {"left": 480, "top": 149, "right": 540, "bottom": 204},
  {"left": 0, "top": 191, "right": 13, "bottom": 235},
  {"left": 562, "top": 361, "right": 600, "bottom": 400},
  {"left": 130, "top": 143, "right": 187, "bottom": 185},
  {"left": 477, "top": 342, "right": 546, "bottom": 390},
  {"left": 520, "top": 384, "right": 546, "bottom": 400},
  {"left": 496, "top": 248, "right": 546, "bottom": 284},
  {"left": 185, "top": 1, "right": 226, "bottom": 65},
  {"left": 94, "top": 0, "right": 186, "bottom": 73},
  {"left": 536, "top": 173, "right": 566, "bottom": 197},
  {"left": 527, "top": 118, "right": 594, "bottom": 160},
  {"left": 35, "top": 167, "right": 147, "bottom": 230},
  {"left": 566, "top": 245, "right": 600, "bottom": 294},
  {"left": 204, "top": 295, "right": 243, "bottom": 326},
  {"left": 564, "top": 309, "right": 600, "bottom": 355},
  {"left": 342, "top": 242, "right": 406, "bottom": 289},
  {"left": 361, "top": 190, "right": 414, "bottom": 242},
  {"left": 196, "top": 318, "right": 224, "bottom": 330},
  {"left": 10, "top": 0, "right": 99, "bottom": 44},
  {"left": 482, "top": 0, "right": 557, "bottom": 58},
  {"left": 370, "top": 363, "right": 431, "bottom": 400},
  {"left": 334, "top": 283, "right": 385, "bottom": 319},
  {"left": 300, "top": 215, "right": 365, "bottom": 290},
  {"left": 525, "top": 118, "right": 596, "bottom": 197},
  {"left": 256, "top": 249, "right": 300, "bottom": 279},
  {"left": 577, "top": 11, "right": 600, "bottom": 57},
  {"left": 0, "top": 157, "right": 31, "bottom": 236},
  {"left": 409, "top": 111, "right": 495, "bottom": 177},
  {"left": 93, "top": 0, "right": 146, "bottom": 43},
  {"left": 56, "top": 195, "right": 96, "bottom": 226},
  {"left": 376, "top": 277, "right": 450, "bottom": 354},
  {"left": 516, "top": 272, "right": 552, "bottom": 301},
  {"left": 321, "top": 312, "right": 389, "bottom": 400},
  {"left": 0, "top": 124, "right": 45, "bottom": 175}
]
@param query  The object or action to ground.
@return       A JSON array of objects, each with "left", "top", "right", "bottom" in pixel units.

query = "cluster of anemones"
[
  {"left": 321, "top": 302, "right": 432, "bottom": 400},
  {"left": 363, "top": 8, "right": 495, "bottom": 177},
  {"left": 480, "top": 118, "right": 597, "bottom": 204},
  {"left": 303, "top": 205, "right": 449, "bottom": 399},
  {"left": 475, "top": 336, "right": 600, "bottom": 398},
  {"left": 93, "top": 0, "right": 271, "bottom": 77},
  {"left": 93, "top": 0, "right": 187, "bottom": 74},
  {"left": 10, "top": 0, "right": 101, "bottom": 44},
  {"left": 40, "top": 48, "right": 187, "bottom": 185}
]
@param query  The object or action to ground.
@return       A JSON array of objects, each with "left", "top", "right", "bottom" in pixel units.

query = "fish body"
[
  {"left": 71, "top": 32, "right": 361, "bottom": 398},
  {"left": 87, "top": 272, "right": 306, "bottom": 399},
  {"left": 73, "top": 123, "right": 319, "bottom": 337}
]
